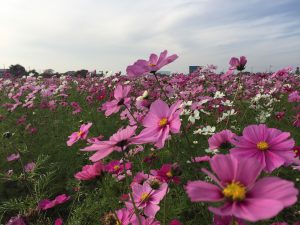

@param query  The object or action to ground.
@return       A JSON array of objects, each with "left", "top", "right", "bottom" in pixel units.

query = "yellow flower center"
[
  {"left": 159, "top": 117, "right": 168, "bottom": 127},
  {"left": 294, "top": 149, "right": 298, "bottom": 154},
  {"left": 166, "top": 171, "right": 173, "bottom": 177},
  {"left": 116, "top": 221, "right": 121, "bottom": 225},
  {"left": 222, "top": 182, "right": 246, "bottom": 201},
  {"left": 77, "top": 130, "right": 83, "bottom": 137},
  {"left": 256, "top": 141, "right": 269, "bottom": 151},
  {"left": 141, "top": 192, "right": 150, "bottom": 202},
  {"left": 149, "top": 63, "right": 156, "bottom": 67},
  {"left": 113, "top": 165, "right": 120, "bottom": 171}
]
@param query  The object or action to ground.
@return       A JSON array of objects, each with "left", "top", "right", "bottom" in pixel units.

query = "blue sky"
[{"left": 0, "top": 0, "right": 299, "bottom": 73}]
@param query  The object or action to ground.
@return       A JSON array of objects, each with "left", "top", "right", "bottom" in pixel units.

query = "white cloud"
[{"left": 0, "top": 0, "right": 299, "bottom": 73}]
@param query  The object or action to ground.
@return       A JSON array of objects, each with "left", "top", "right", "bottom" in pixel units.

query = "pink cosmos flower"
[
  {"left": 134, "top": 99, "right": 182, "bottom": 148},
  {"left": 126, "top": 50, "right": 178, "bottom": 77},
  {"left": 229, "top": 56, "right": 247, "bottom": 71},
  {"left": 70, "top": 102, "right": 82, "bottom": 114},
  {"left": 132, "top": 216, "right": 161, "bottom": 225},
  {"left": 288, "top": 91, "right": 300, "bottom": 102},
  {"left": 131, "top": 172, "right": 151, "bottom": 187},
  {"left": 54, "top": 218, "right": 63, "bottom": 225},
  {"left": 105, "top": 160, "right": 132, "bottom": 181},
  {"left": 115, "top": 208, "right": 132, "bottom": 225},
  {"left": 24, "top": 162, "right": 36, "bottom": 172},
  {"left": 5, "top": 215, "right": 26, "bottom": 225},
  {"left": 128, "top": 182, "right": 168, "bottom": 217},
  {"left": 271, "top": 66, "right": 293, "bottom": 79},
  {"left": 7, "top": 153, "right": 20, "bottom": 162},
  {"left": 208, "top": 130, "right": 236, "bottom": 151},
  {"left": 86, "top": 95, "right": 93, "bottom": 104},
  {"left": 105, "top": 160, "right": 131, "bottom": 174},
  {"left": 230, "top": 124, "right": 295, "bottom": 172},
  {"left": 293, "top": 112, "right": 300, "bottom": 128},
  {"left": 67, "top": 122, "right": 92, "bottom": 146},
  {"left": 102, "top": 85, "right": 131, "bottom": 116},
  {"left": 38, "top": 194, "right": 71, "bottom": 210},
  {"left": 60, "top": 101, "right": 68, "bottom": 107},
  {"left": 191, "top": 155, "right": 210, "bottom": 163},
  {"left": 185, "top": 154, "right": 298, "bottom": 222},
  {"left": 74, "top": 161, "right": 104, "bottom": 181},
  {"left": 81, "top": 126, "right": 137, "bottom": 162}
]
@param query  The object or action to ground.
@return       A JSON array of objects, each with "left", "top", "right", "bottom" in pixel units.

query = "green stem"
[
  {"left": 122, "top": 149, "right": 142, "bottom": 225},
  {"left": 163, "top": 186, "right": 169, "bottom": 225},
  {"left": 153, "top": 73, "right": 170, "bottom": 103},
  {"left": 123, "top": 104, "right": 140, "bottom": 126},
  {"left": 225, "top": 72, "right": 242, "bottom": 128}
]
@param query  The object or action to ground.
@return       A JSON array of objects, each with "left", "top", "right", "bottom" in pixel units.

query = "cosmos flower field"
[{"left": 0, "top": 51, "right": 300, "bottom": 225}]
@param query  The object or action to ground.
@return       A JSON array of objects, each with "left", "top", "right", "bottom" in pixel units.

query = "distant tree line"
[{"left": 5, "top": 64, "right": 91, "bottom": 77}]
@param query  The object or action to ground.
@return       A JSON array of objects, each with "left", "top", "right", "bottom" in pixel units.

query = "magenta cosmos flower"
[
  {"left": 169, "top": 219, "right": 182, "bottom": 225},
  {"left": 128, "top": 182, "right": 168, "bottom": 218},
  {"left": 81, "top": 126, "right": 137, "bottom": 162},
  {"left": 230, "top": 124, "right": 295, "bottom": 172},
  {"left": 293, "top": 146, "right": 300, "bottom": 158},
  {"left": 67, "top": 122, "right": 92, "bottom": 146},
  {"left": 126, "top": 50, "right": 178, "bottom": 77},
  {"left": 102, "top": 84, "right": 131, "bottom": 116},
  {"left": 151, "top": 163, "right": 181, "bottom": 184},
  {"left": 134, "top": 99, "right": 182, "bottom": 148},
  {"left": 74, "top": 161, "right": 104, "bottom": 181},
  {"left": 38, "top": 194, "right": 71, "bottom": 210},
  {"left": 229, "top": 56, "right": 247, "bottom": 71},
  {"left": 54, "top": 218, "right": 63, "bottom": 225},
  {"left": 5, "top": 215, "right": 26, "bottom": 225},
  {"left": 185, "top": 154, "right": 298, "bottom": 222},
  {"left": 208, "top": 130, "right": 236, "bottom": 151}
]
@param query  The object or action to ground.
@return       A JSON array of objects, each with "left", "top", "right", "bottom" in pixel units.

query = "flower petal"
[{"left": 185, "top": 181, "right": 223, "bottom": 202}]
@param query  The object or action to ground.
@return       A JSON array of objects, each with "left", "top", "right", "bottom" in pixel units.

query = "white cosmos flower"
[
  {"left": 188, "top": 110, "right": 200, "bottom": 123},
  {"left": 214, "top": 91, "right": 225, "bottom": 99},
  {"left": 136, "top": 90, "right": 149, "bottom": 101},
  {"left": 193, "top": 126, "right": 216, "bottom": 136}
]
